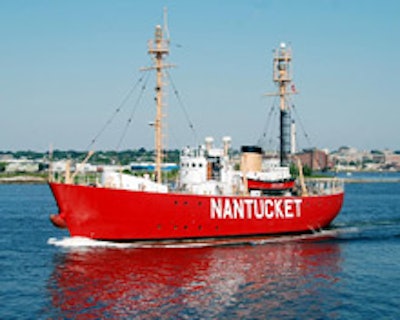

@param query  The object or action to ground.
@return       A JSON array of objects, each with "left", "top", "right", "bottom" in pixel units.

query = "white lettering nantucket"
[{"left": 210, "top": 198, "right": 302, "bottom": 220}]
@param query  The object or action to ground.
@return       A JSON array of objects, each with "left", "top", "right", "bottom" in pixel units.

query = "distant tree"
[
  {"left": 165, "top": 150, "right": 180, "bottom": 163},
  {"left": 38, "top": 163, "right": 48, "bottom": 171},
  {"left": 303, "top": 165, "right": 312, "bottom": 176},
  {"left": 290, "top": 163, "right": 299, "bottom": 177},
  {"left": 290, "top": 163, "right": 312, "bottom": 177}
]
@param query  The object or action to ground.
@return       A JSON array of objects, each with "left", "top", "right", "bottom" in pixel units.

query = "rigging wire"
[
  {"left": 115, "top": 71, "right": 151, "bottom": 151},
  {"left": 291, "top": 102, "right": 313, "bottom": 147},
  {"left": 165, "top": 70, "right": 198, "bottom": 145},
  {"left": 291, "top": 100, "right": 328, "bottom": 170},
  {"left": 257, "top": 96, "right": 278, "bottom": 151},
  {"left": 259, "top": 93, "right": 324, "bottom": 169},
  {"left": 86, "top": 74, "right": 146, "bottom": 150}
]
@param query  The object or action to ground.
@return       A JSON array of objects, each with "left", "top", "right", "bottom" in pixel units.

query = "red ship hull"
[{"left": 49, "top": 182, "right": 344, "bottom": 241}]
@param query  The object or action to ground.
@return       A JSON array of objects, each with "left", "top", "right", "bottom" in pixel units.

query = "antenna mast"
[{"left": 147, "top": 22, "right": 170, "bottom": 184}]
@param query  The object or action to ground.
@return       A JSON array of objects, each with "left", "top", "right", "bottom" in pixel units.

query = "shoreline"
[
  {"left": 0, "top": 175, "right": 399, "bottom": 185},
  {"left": 343, "top": 178, "right": 400, "bottom": 183},
  {"left": 0, "top": 175, "right": 47, "bottom": 184}
]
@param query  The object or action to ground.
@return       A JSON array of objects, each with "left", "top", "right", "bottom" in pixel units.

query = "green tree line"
[{"left": 0, "top": 149, "right": 181, "bottom": 165}]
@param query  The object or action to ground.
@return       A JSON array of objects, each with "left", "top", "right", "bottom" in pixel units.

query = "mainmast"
[
  {"left": 147, "top": 24, "right": 170, "bottom": 184},
  {"left": 272, "top": 42, "right": 295, "bottom": 166}
]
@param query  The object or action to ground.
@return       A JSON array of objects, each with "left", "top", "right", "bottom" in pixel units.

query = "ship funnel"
[{"left": 240, "top": 146, "right": 262, "bottom": 173}]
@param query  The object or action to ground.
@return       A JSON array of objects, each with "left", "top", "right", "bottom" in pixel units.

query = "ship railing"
[
  {"left": 52, "top": 171, "right": 101, "bottom": 186},
  {"left": 302, "top": 177, "right": 344, "bottom": 195}
]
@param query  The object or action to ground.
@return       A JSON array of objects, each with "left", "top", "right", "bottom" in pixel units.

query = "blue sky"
[{"left": 1, "top": 0, "right": 399, "bottom": 152}]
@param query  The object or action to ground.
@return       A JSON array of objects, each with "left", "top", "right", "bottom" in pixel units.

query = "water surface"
[{"left": 0, "top": 181, "right": 399, "bottom": 319}]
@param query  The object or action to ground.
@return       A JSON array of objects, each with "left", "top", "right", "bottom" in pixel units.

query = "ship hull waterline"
[{"left": 49, "top": 182, "right": 344, "bottom": 241}]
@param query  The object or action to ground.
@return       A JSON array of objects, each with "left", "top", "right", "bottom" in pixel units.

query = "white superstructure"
[
  {"left": 179, "top": 137, "right": 241, "bottom": 195},
  {"left": 178, "top": 137, "right": 294, "bottom": 196}
]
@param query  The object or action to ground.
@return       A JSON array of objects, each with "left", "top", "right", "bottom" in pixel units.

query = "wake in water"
[
  {"left": 331, "top": 217, "right": 400, "bottom": 241},
  {"left": 47, "top": 228, "right": 356, "bottom": 250}
]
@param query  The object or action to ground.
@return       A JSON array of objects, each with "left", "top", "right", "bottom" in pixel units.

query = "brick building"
[{"left": 294, "top": 148, "right": 330, "bottom": 171}]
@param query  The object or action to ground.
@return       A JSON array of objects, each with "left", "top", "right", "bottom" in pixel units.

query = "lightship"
[{"left": 49, "top": 19, "right": 344, "bottom": 241}]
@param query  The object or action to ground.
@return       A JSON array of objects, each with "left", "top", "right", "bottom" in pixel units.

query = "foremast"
[{"left": 147, "top": 24, "right": 170, "bottom": 184}]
